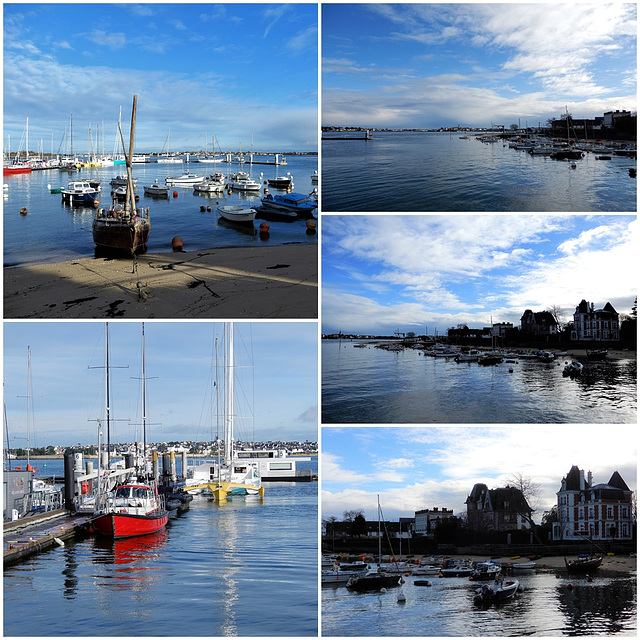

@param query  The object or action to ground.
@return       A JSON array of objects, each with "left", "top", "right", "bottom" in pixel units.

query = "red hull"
[
  {"left": 3, "top": 166, "right": 32, "bottom": 175},
  {"left": 93, "top": 510, "right": 168, "bottom": 539}
]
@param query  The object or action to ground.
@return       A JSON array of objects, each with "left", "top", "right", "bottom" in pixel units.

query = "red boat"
[
  {"left": 92, "top": 482, "right": 168, "bottom": 539},
  {"left": 3, "top": 163, "right": 32, "bottom": 175}
]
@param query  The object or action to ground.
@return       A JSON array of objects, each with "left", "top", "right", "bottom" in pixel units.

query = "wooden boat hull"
[
  {"left": 92, "top": 217, "right": 150, "bottom": 253},
  {"left": 565, "top": 555, "right": 603, "bottom": 573},
  {"left": 93, "top": 510, "right": 168, "bottom": 539}
]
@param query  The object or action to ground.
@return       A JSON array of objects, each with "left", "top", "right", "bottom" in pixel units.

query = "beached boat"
[
  {"left": 474, "top": 578, "right": 520, "bottom": 605},
  {"left": 165, "top": 173, "right": 205, "bottom": 186},
  {"left": 565, "top": 554, "right": 603, "bottom": 573},
  {"left": 92, "top": 96, "right": 150, "bottom": 254},
  {"left": 217, "top": 204, "right": 256, "bottom": 224},
  {"left": 61, "top": 181, "right": 100, "bottom": 206},
  {"left": 510, "top": 561, "right": 537, "bottom": 571},
  {"left": 260, "top": 192, "right": 318, "bottom": 217},
  {"left": 143, "top": 179, "right": 169, "bottom": 197}
]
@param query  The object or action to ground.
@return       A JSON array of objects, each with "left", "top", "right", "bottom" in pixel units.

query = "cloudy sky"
[
  {"left": 322, "top": 426, "right": 637, "bottom": 523},
  {"left": 322, "top": 3, "right": 637, "bottom": 128},
  {"left": 3, "top": 322, "right": 318, "bottom": 448},
  {"left": 3, "top": 4, "right": 318, "bottom": 153},
  {"left": 321, "top": 214, "right": 637, "bottom": 336}
]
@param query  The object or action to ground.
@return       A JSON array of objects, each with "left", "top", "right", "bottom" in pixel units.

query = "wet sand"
[{"left": 4, "top": 243, "right": 317, "bottom": 319}]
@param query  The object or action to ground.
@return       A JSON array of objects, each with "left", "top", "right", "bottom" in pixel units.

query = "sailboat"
[
  {"left": 3, "top": 118, "right": 32, "bottom": 175},
  {"left": 157, "top": 128, "right": 183, "bottom": 163},
  {"left": 92, "top": 323, "right": 168, "bottom": 538},
  {"left": 186, "top": 323, "right": 265, "bottom": 500},
  {"left": 92, "top": 95, "right": 150, "bottom": 254}
]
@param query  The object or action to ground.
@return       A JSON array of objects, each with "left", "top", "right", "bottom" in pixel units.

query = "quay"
[{"left": 4, "top": 508, "right": 94, "bottom": 566}]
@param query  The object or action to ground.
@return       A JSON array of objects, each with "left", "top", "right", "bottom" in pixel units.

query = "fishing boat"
[
  {"left": 3, "top": 161, "right": 32, "bottom": 175},
  {"left": 61, "top": 181, "right": 100, "bottom": 206},
  {"left": 474, "top": 578, "right": 520, "bottom": 605},
  {"left": 143, "top": 179, "right": 169, "bottom": 197},
  {"left": 260, "top": 192, "right": 318, "bottom": 217},
  {"left": 217, "top": 204, "right": 256, "bottom": 224},
  {"left": 92, "top": 96, "right": 150, "bottom": 254},
  {"left": 346, "top": 572, "right": 401, "bottom": 592},
  {"left": 471, "top": 561, "right": 502, "bottom": 581},
  {"left": 165, "top": 173, "right": 205, "bottom": 186},
  {"left": 92, "top": 482, "right": 169, "bottom": 538},
  {"left": 91, "top": 324, "right": 168, "bottom": 539},
  {"left": 565, "top": 554, "right": 603, "bottom": 573},
  {"left": 183, "top": 323, "right": 265, "bottom": 500}
]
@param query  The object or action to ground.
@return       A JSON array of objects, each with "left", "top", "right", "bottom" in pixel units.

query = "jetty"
[
  {"left": 4, "top": 509, "right": 94, "bottom": 566},
  {"left": 322, "top": 130, "right": 373, "bottom": 140}
]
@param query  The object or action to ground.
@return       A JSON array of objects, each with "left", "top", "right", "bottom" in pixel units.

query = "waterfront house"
[
  {"left": 553, "top": 466, "right": 633, "bottom": 541},
  {"left": 570, "top": 300, "right": 620, "bottom": 341},
  {"left": 466, "top": 483, "right": 533, "bottom": 531},
  {"left": 520, "top": 309, "right": 558, "bottom": 336},
  {"left": 414, "top": 507, "right": 454, "bottom": 537}
]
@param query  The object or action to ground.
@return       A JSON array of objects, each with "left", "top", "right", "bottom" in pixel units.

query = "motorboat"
[
  {"left": 267, "top": 173, "right": 293, "bottom": 189},
  {"left": 165, "top": 173, "right": 205, "bottom": 186},
  {"left": 563, "top": 361, "right": 583, "bottom": 377},
  {"left": 346, "top": 572, "right": 401, "bottom": 592},
  {"left": 322, "top": 561, "right": 368, "bottom": 585},
  {"left": 110, "top": 175, "right": 137, "bottom": 187},
  {"left": 217, "top": 205, "right": 256, "bottom": 224},
  {"left": 478, "top": 353, "right": 503, "bottom": 365},
  {"left": 510, "top": 561, "right": 536, "bottom": 572},
  {"left": 565, "top": 554, "right": 603, "bottom": 573},
  {"left": 229, "top": 171, "right": 262, "bottom": 191},
  {"left": 412, "top": 565, "right": 440, "bottom": 575},
  {"left": 193, "top": 173, "right": 226, "bottom": 193},
  {"left": 260, "top": 192, "right": 318, "bottom": 217},
  {"left": 310, "top": 170, "right": 318, "bottom": 183},
  {"left": 474, "top": 578, "right": 520, "bottom": 605},
  {"left": 143, "top": 180, "right": 169, "bottom": 197},
  {"left": 440, "top": 559, "right": 474, "bottom": 577},
  {"left": 92, "top": 482, "right": 168, "bottom": 539},
  {"left": 61, "top": 181, "right": 100, "bottom": 206},
  {"left": 537, "top": 350, "right": 555, "bottom": 362},
  {"left": 471, "top": 561, "right": 502, "bottom": 581}
]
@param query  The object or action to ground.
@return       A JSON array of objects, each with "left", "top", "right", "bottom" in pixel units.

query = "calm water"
[
  {"left": 3, "top": 156, "right": 317, "bottom": 267},
  {"left": 321, "top": 132, "right": 637, "bottom": 212},
  {"left": 322, "top": 568, "right": 637, "bottom": 636},
  {"left": 321, "top": 341, "right": 637, "bottom": 423},
  {"left": 3, "top": 459, "right": 317, "bottom": 637}
]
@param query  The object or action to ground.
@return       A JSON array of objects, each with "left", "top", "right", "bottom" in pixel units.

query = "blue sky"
[
  {"left": 322, "top": 3, "right": 637, "bottom": 128},
  {"left": 322, "top": 214, "right": 637, "bottom": 336},
  {"left": 3, "top": 322, "right": 318, "bottom": 448},
  {"left": 3, "top": 3, "right": 318, "bottom": 153},
  {"left": 322, "top": 427, "right": 637, "bottom": 523}
]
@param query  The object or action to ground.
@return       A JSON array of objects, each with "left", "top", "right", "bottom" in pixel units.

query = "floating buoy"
[
  {"left": 264, "top": 187, "right": 269, "bottom": 194},
  {"left": 200, "top": 205, "right": 206, "bottom": 212},
  {"left": 135, "top": 195, "right": 140, "bottom": 202},
  {"left": 259, "top": 222, "right": 270, "bottom": 234},
  {"left": 397, "top": 591, "right": 406, "bottom": 603},
  {"left": 93, "top": 199, "right": 100, "bottom": 208},
  {"left": 206, "top": 206, "right": 211, "bottom": 212},
  {"left": 567, "top": 583, "right": 574, "bottom": 590},
  {"left": 306, "top": 219, "right": 317, "bottom": 235},
  {"left": 629, "top": 168, "right": 636, "bottom": 178},
  {"left": 20, "top": 207, "right": 27, "bottom": 216},
  {"left": 171, "top": 236, "right": 184, "bottom": 251},
  {"left": 173, "top": 190, "right": 178, "bottom": 197}
]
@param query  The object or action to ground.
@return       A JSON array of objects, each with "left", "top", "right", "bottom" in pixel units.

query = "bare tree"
[
  {"left": 546, "top": 305, "right": 566, "bottom": 330},
  {"left": 506, "top": 472, "right": 545, "bottom": 542},
  {"left": 343, "top": 509, "right": 365, "bottom": 522}
]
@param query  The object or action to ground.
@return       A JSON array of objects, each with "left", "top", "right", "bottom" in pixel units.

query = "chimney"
[{"left": 587, "top": 471, "right": 593, "bottom": 487}]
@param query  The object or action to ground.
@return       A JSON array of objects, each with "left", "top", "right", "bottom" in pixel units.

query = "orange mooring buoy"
[
  {"left": 171, "top": 236, "right": 184, "bottom": 251},
  {"left": 20, "top": 207, "right": 27, "bottom": 216},
  {"left": 173, "top": 190, "right": 178, "bottom": 198}
]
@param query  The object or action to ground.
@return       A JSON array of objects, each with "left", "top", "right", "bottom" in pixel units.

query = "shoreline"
[{"left": 4, "top": 243, "right": 317, "bottom": 319}]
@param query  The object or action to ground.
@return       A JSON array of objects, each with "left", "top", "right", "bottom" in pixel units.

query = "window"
[{"left": 607, "top": 506, "right": 614, "bottom": 519}]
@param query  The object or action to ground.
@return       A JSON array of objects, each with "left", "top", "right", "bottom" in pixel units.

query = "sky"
[
  {"left": 322, "top": 426, "right": 637, "bottom": 523},
  {"left": 3, "top": 321, "right": 318, "bottom": 448},
  {"left": 321, "top": 214, "right": 637, "bottom": 336},
  {"left": 3, "top": 3, "right": 318, "bottom": 153},
  {"left": 322, "top": 3, "right": 637, "bottom": 128}
]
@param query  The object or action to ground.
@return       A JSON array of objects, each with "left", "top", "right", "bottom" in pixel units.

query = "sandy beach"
[{"left": 4, "top": 243, "right": 317, "bottom": 319}]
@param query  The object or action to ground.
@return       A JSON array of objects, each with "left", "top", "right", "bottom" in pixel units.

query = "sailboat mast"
[
  {"left": 105, "top": 323, "right": 111, "bottom": 463},
  {"left": 377, "top": 495, "right": 382, "bottom": 561},
  {"left": 142, "top": 322, "right": 147, "bottom": 465},
  {"left": 126, "top": 95, "right": 137, "bottom": 216},
  {"left": 224, "top": 323, "right": 234, "bottom": 464},
  {"left": 26, "top": 346, "right": 31, "bottom": 470}
]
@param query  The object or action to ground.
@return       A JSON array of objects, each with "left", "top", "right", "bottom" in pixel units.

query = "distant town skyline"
[
  {"left": 322, "top": 215, "right": 637, "bottom": 336},
  {"left": 3, "top": 4, "right": 318, "bottom": 153},
  {"left": 322, "top": 4, "right": 637, "bottom": 129}
]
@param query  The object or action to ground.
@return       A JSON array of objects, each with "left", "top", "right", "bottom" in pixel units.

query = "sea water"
[
  {"left": 3, "top": 156, "right": 317, "bottom": 267},
  {"left": 321, "top": 132, "right": 637, "bottom": 212},
  {"left": 321, "top": 341, "right": 637, "bottom": 424},
  {"left": 3, "top": 459, "right": 318, "bottom": 637},
  {"left": 321, "top": 568, "right": 637, "bottom": 636}
]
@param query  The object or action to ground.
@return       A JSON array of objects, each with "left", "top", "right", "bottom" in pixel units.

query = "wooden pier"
[{"left": 4, "top": 509, "right": 95, "bottom": 566}]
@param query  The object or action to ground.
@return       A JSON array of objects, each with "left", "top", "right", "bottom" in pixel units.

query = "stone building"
[
  {"left": 520, "top": 309, "right": 558, "bottom": 336},
  {"left": 414, "top": 507, "right": 455, "bottom": 537},
  {"left": 466, "top": 483, "right": 533, "bottom": 531}
]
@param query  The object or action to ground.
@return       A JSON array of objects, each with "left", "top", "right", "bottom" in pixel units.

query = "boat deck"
[{"left": 3, "top": 509, "right": 95, "bottom": 566}]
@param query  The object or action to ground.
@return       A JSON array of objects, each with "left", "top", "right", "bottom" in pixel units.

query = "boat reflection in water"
[{"left": 93, "top": 528, "right": 169, "bottom": 566}]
